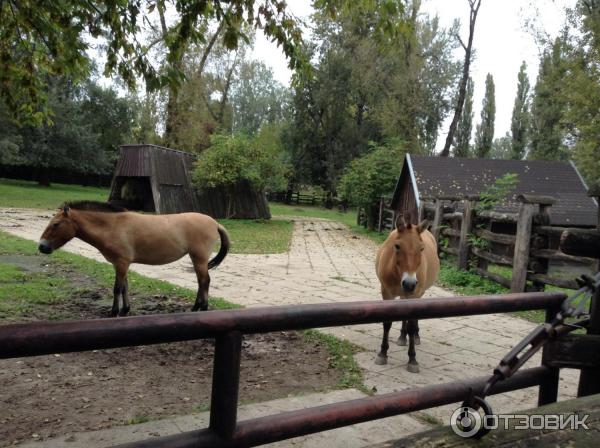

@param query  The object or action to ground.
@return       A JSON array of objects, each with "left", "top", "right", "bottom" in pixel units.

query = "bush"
[
  {"left": 338, "top": 141, "right": 405, "bottom": 228},
  {"left": 192, "top": 132, "right": 290, "bottom": 192}
]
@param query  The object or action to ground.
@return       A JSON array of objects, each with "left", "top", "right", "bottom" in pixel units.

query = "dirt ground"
[{"left": 0, "top": 255, "right": 341, "bottom": 446}]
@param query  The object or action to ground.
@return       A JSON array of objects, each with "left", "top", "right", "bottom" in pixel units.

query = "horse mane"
[{"left": 64, "top": 201, "right": 127, "bottom": 213}]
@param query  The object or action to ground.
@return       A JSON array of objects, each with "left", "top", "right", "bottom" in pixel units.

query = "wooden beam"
[
  {"left": 440, "top": 245, "right": 459, "bottom": 256},
  {"left": 472, "top": 228, "right": 516, "bottom": 245},
  {"left": 560, "top": 229, "right": 600, "bottom": 259},
  {"left": 442, "top": 212, "right": 463, "bottom": 221},
  {"left": 471, "top": 246, "right": 513, "bottom": 266},
  {"left": 458, "top": 200, "right": 474, "bottom": 270},
  {"left": 543, "top": 335, "right": 600, "bottom": 369},
  {"left": 511, "top": 202, "right": 535, "bottom": 293},
  {"left": 527, "top": 273, "right": 578, "bottom": 290},
  {"left": 516, "top": 194, "right": 557, "bottom": 205},
  {"left": 440, "top": 228, "right": 460, "bottom": 238},
  {"left": 530, "top": 248, "right": 597, "bottom": 265},
  {"left": 478, "top": 210, "right": 518, "bottom": 223},
  {"left": 473, "top": 267, "right": 512, "bottom": 288},
  {"left": 431, "top": 199, "right": 444, "bottom": 242}
]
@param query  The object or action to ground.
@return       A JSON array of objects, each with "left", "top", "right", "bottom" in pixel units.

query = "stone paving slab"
[{"left": 0, "top": 208, "right": 581, "bottom": 447}]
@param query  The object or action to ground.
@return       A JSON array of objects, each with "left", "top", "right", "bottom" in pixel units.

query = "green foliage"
[
  {"left": 192, "top": 133, "right": 290, "bottom": 192},
  {"left": 338, "top": 141, "right": 405, "bottom": 208},
  {"left": 438, "top": 263, "right": 507, "bottom": 296},
  {"left": 453, "top": 77, "right": 474, "bottom": 158},
  {"left": 490, "top": 132, "right": 513, "bottom": 160},
  {"left": 510, "top": 61, "right": 530, "bottom": 160},
  {"left": 474, "top": 73, "right": 496, "bottom": 158},
  {"left": 0, "top": 1, "right": 308, "bottom": 125},
  {"left": 529, "top": 39, "right": 569, "bottom": 161},
  {"left": 0, "top": 77, "right": 135, "bottom": 177},
  {"left": 475, "top": 172, "right": 519, "bottom": 213}
]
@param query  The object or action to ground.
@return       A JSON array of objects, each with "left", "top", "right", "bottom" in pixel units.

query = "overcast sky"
[{"left": 250, "top": 0, "right": 575, "bottom": 152}]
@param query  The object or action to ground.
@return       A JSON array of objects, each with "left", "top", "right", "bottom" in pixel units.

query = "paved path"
[{"left": 0, "top": 208, "right": 580, "bottom": 447}]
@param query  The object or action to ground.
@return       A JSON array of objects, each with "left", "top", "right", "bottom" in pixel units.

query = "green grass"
[
  {"left": 303, "top": 329, "right": 370, "bottom": 394},
  {"left": 269, "top": 203, "right": 358, "bottom": 228},
  {"left": 0, "top": 178, "right": 108, "bottom": 209},
  {"left": 219, "top": 218, "right": 293, "bottom": 254},
  {"left": 0, "top": 263, "right": 68, "bottom": 316},
  {"left": 0, "top": 231, "right": 240, "bottom": 313}
]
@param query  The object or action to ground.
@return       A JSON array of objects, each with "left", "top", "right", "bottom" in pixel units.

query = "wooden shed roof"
[{"left": 391, "top": 154, "right": 598, "bottom": 227}]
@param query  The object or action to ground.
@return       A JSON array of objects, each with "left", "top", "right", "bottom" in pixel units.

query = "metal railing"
[{"left": 0, "top": 292, "right": 567, "bottom": 447}]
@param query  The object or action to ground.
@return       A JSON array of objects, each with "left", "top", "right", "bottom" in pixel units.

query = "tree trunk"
[{"left": 440, "top": 0, "right": 482, "bottom": 157}]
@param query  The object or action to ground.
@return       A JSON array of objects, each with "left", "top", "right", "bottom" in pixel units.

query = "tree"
[
  {"left": 0, "top": 1, "right": 308, "bottom": 125},
  {"left": 230, "top": 61, "right": 290, "bottom": 135},
  {"left": 510, "top": 61, "right": 530, "bottom": 160},
  {"left": 529, "top": 39, "right": 569, "bottom": 161},
  {"left": 338, "top": 141, "right": 406, "bottom": 230},
  {"left": 474, "top": 73, "right": 495, "bottom": 158},
  {"left": 490, "top": 132, "right": 512, "bottom": 160},
  {"left": 440, "top": 0, "right": 482, "bottom": 157},
  {"left": 453, "top": 77, "right": 474, "bottom": 157}
]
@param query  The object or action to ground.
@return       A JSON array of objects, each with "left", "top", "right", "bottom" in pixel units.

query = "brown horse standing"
[
  {"left": 374, "top": 215, "right": 439, "bottom": 372},
  {"left": 38, "top": 201, "right": 229, "bottom": 316}
]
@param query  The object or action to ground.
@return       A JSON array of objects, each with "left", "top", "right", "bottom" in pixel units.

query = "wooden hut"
[
  {"left": 390, "top": 154, "right": 598, "bottom": 227},
  {"left": 108, "top": 144, "right": 198, "bottom": 214},
  {"left": 108, "top": 143, "right": 271, "bottom": 219}
]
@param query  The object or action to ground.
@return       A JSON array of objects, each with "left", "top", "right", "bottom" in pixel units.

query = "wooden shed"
[
  {"left": 108, "top": 144, "right": 198, "bottom": 214},
  {"left": 390, "top": 154, "right": 598, "bottom": 227}
]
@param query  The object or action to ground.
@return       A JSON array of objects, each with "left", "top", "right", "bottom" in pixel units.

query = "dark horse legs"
[
  {"left": 406, "top": 319, "right": 420, "bottom": 373},
  {"left": 375, "top": 321, "right": 392, "bottom": 365},
  {"left": 191, "top": 256, "right": 210, "bottom": 311},
  {"left": 397, "top": 320, "right": 420, "bottom": 346},
  {"left": 112, "top": 262, "right": 130, "bottom": 317}
]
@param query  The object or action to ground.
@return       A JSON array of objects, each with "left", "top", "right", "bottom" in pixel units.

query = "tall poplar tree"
[
  {"left": 510, "top": 61, "right": 530, "bottom": 160},
  {"left": 474, "top": 73, "right": 495, "bottom": 158},
  {"left": 453, "top": 77, "right": 474, "bottom": 157}
]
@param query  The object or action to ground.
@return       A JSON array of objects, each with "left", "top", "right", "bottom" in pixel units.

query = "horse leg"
[
  {"left": 191, "top": 256, "right": 210, "bottom": 312},
  {"left": 414, "top": 319, "right": 421, "bottom": 345},
  {"left": 375, "top": 287, "right": 394, "bottom": 365},
  {"left": 119, "top": 277, "right": 130, "bottom": 316},
  {"left": 375, "top": 321, "right": 392, "bottom": 365},
  {"left": 397, "top": 320, "right": 408, "bottom": 346},
  {"left": 406, "top": 319, "right": 420, "bottom": 373},
  {"left": 111, "top": 261, "right": 129, "bottom": 317}
]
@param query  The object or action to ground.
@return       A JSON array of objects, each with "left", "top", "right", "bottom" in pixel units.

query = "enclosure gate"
[{"left": 1, "top": 291, "right": 598, "bottom": 447}]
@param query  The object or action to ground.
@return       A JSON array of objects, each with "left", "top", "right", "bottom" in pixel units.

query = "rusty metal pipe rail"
[
  {"left": 0, "top": 292, "right": 566, "bottom": 359},
  {"left": 117, "top": 366, "right": 551, "bottom": 448}
]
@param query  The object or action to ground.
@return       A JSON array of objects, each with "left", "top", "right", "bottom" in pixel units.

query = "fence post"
[
  {"left": 458, "top": 198, "right": 475, "bottom": 270},
  {"left": 431, "top": 199, "right": 444, "bottom": 242},
  {"left": 577, "top": 283, "right": 600, "bottom": 397},
  {"left": 538, "top": 303, "right": 561, "bottom": 405},
  {"left": 377, "top": 197, "right": 384, "bottom": 233},
  {"left": 209, "top": 331, "right": 242, "bottom": 438},
  {"left": 589, "top": 183, "right": 600, "bottom": 272}
]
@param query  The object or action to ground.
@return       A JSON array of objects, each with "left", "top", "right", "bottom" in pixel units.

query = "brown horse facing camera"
[
  {"left": 375, "top": 215, "right": 439, "bottom": 373},
  {"left": 38, "top": 201, "right": 229, "bottom": 316}
]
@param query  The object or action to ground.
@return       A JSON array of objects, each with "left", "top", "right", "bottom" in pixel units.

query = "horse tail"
[{"left": 208, "top": 224, "right": 229, "bottom": 270}]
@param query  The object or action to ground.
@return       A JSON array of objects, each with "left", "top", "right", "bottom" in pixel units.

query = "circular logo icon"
[{"left": 450, "top": 406, "right": 482, "bottom": 438}]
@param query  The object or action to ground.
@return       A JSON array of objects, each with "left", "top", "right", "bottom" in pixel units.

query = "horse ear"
[
  {"left": 417, "top": 220, "right": 430, "bottom": 234},
  {"left": 395, "top": 215, "right": 407, "bottom": 232},
  {"left": 62, "top": 204, "right": 70, "bottom": 216}
]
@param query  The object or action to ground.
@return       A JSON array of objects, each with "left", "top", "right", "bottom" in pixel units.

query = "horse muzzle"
[{"left": 38, "top": 240, "right": 53, "bottom": 254}]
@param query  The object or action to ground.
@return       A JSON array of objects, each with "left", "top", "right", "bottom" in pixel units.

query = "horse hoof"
[
  {"left": 375, "top": 354, "right": 388, "bottom": 365},
  {"left": 119, "top": 307, "right": 130, "bottom": 317},
  {"left": 191, "top": 305, "right": 199, "bottom": 312},
  {"left": 407, "top": 362, "right": 420, "bottom": 373},
  {"left": 110, "top": 308, "right": 119, "bottom": 317},
  {"left": 414, "top": 335, "right": 421, "bottom": 345},
  {"left": 397, "top": 337, "right": 407, "bottom": 346}
]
